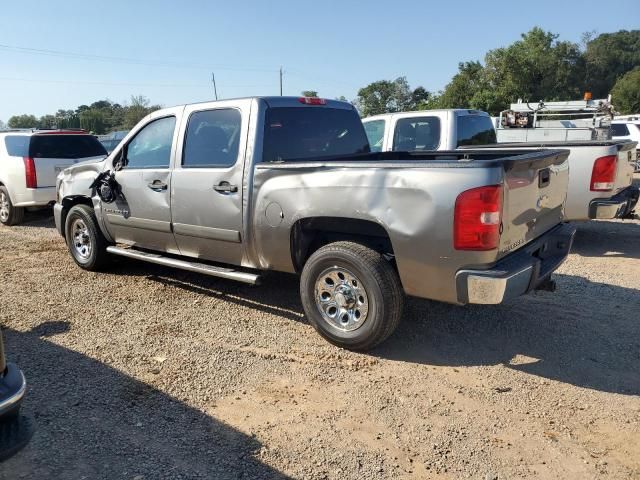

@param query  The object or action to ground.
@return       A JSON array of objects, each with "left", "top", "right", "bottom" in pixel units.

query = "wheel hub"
[
  {"left": 71, "top": 219, "right": 92, "bottom": 260},
  {"left": 0, "top": 192, "right": 9, "bottom": 223},
  {"left": 314, "top": 267, "right": 369, "bottom": 332}
]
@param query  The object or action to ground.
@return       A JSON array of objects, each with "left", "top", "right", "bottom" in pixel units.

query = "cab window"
[
  {"left": 363, "top": 120, "right": 385, "bottom": 152},
  {"left": 392, "top": 117, "right": 440, "bottom": 151},
  {"left": 183, "top": 109, "right": 241, "bottom": 168},
  {"left": 123, "top": 116, "right": 176, "bottom": 169}
]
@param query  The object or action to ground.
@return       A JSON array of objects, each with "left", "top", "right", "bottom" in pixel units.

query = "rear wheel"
[
  {"left": 300, "top": 241, "right": 404, "bottom": 351},
  {"left": 0, "top": 187, "right": 24, "bottom": 226},
  {"left": 64, "top": 204, "right": 109, "bottom": 270}
]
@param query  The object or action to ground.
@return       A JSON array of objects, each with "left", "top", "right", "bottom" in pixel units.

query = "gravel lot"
[{"left": 0, "top": 190, "right": 639, "bottom": 479}]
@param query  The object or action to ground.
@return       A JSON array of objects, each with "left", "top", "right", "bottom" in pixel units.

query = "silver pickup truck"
[
  {"left": 55, "top": 97, "right": 575, "bottom": 350},
  {"left": 363, "top": 110, "right": 639, "bottom": 221}
]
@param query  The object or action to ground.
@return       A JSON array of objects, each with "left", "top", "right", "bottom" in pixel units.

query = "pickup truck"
[
  {"left": 55, "top": 97, "right": 574, "bottom": 350},
  {"left": 363, "top": 110, "right": 639, "bottom": 221}
]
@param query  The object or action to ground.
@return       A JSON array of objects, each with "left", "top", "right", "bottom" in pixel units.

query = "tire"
[
  {"left": 0, "top": 186, "right": 25, "bottom": 226},
  {"left": 64, "top": 204, "right": 109, "bottom": 270},
  {"left": 300, "top": 241, "right": 404, "bottom": 351}
]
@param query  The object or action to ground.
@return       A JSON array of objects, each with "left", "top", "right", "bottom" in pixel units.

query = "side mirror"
[{"left": 113, "top": 145, "right": 127, "bottom": 171}]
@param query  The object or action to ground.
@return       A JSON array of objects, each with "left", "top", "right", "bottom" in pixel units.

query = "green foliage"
[
  {"left": 301, "top": 90, "right": 318, "bottom": 98},
  {"left": 611, "top": 67, "right": 640, "bottom": 114},
  {"left": 7, "top": 114, "right": 39, "bottom": 128},
  {"left": 356, "top": 77, "right": 429, "bottom": 117},
  {"left": 6, "top": 95, "right": 160, "bottom": 134},
  {"left": 584, "top": 30, "right": 640, "bottom": 98}
]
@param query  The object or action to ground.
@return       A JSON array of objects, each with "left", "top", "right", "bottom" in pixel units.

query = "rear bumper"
[
  {"left": 455, "top": 223, "right": 576, "bottom": 304},
  {"left": 13, "top": 187, "right": 57, "bottom": 207},
  {"left": 588, "top": 185, "right": 639, "bottom": 219},
  {"left": 0, "top": 363, "right": 26, "bottom": 419}
]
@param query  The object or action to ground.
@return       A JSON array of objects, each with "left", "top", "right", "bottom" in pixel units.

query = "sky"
[{"left": 0, "top": 0, "right": 638, "bottom": 122}]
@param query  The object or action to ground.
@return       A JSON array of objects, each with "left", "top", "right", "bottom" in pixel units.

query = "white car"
[
  {"left": 611, "top": 120, "right": 640, "bottom": 171},
  {"left": 0, "top": 129, "right": 106, "bottom": 225}
]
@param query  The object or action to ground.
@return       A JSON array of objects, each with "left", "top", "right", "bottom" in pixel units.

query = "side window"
[
  {"left": 183, "top": 109, "right": 241, "bottom": 168},
  {"left": 363, "top": 120, "right": 385, "bottom": 152},
  {"left": 4, "top": 136, "right": 29, "bottom": 157},
  {"left": 392, "top": 117, "right": 441, "bottom": 151},
  {"left": 123, "top": 116, "right": 176, "bottom": 169},
  {"left": 611, "top": 124, "right": 630, "bottom": 136}
]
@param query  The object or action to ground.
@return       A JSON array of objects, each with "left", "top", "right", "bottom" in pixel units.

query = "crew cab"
[
  {"left": 55, "top": 97, "right": 574, "bottom": 350},
  {"left": 0, "top": 129, "right": 107, "bottom": 225},
  {"left": 363, "top": 110, "right": 638, "bottom": 221}
]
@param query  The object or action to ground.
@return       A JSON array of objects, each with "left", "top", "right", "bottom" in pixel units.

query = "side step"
[{"left": 106, "top": 246, "right": 261, "bottom": 285}]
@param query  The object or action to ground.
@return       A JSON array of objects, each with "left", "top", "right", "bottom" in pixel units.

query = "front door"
[
  {"left": 103, "top": 114, "right": 180, "bottom": 253},
  {"left": 171, "top": 100, "right": 250, "bottom": 265}
]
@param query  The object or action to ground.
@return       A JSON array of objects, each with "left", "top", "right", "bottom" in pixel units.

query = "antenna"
[{"left": 211, "top": 72, "right": 218, "bottom": 100}]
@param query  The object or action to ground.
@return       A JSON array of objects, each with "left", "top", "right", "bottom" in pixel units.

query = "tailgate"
[
  {"left": 498, "top": 150, "right": 569, "bottom": 259},
  {"left": 614, "top": 141, "right": 637, "bottom": 193}
]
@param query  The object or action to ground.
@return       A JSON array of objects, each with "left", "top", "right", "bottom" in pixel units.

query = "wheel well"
[
  {"left": 291, "top": 217, "right": 395, "bottom": 272},
  {"left": 60, "top": 196, "right": 93, "bottom": 237}
]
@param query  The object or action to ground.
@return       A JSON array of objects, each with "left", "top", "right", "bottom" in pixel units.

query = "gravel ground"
[{"left": 0, "top": 193, "right": 639, "bottom": 479}]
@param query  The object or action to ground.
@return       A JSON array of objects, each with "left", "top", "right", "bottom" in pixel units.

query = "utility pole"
[
  {"left": 211, "top": 72, "right": 218, "bottom": 100},
  {"left": 279, "top": 66, "right": 283, "bottom": 96}
]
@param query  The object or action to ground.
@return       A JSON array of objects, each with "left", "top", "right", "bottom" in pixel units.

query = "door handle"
[
  {"left": 213, "top": 182, "right": 238, "bottom": 193},
  {"left": 147, "top": 180, "right": 168, "bottom": 192}
]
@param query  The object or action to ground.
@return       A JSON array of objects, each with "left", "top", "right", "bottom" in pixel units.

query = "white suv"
[{"left": 0, "top": 129, "right": 106, "bottom": 225}]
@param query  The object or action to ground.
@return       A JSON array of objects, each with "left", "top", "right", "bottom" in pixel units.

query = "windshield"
[
  {"left": 263, "top": 107, "right": 370, "bottom": 162},
  {"left": 29, "top": 135, "right": 107, "bottom": 159}
]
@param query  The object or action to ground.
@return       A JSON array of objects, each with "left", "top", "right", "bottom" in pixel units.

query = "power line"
[
  {"left": 0, "top": 43, "right": 279, "bottom": 73},
  {"left": 0, "top": 76, "right": 272, "bottom": 89}
]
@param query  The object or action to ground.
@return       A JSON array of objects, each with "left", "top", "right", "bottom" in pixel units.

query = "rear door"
[
  {"left": 104, "top": 111, "right": 181, "bottom": 253},
  {"left": 170, "top": 99, "right": 251, "bottom": 265},
  {"left": 28, "top": 133, "right": 106, "bottom": 187}
]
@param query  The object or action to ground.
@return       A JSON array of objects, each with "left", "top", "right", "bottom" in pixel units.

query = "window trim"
[
  {"left": 181, "top": 107, "right": 243, "bottom": 169},
  {"left": 392, "top": 116, "right": 441, "bottom": 151},
  {"left": 118, "top": 115, "right": 177, "bottom": 171}
]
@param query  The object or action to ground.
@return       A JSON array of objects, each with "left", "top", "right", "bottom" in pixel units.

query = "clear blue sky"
[{"left": 1, "top": 0, "right": 638, "bottom": 122}]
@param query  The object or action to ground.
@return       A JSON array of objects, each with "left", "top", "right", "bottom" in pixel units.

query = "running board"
[{"left": 106, "top": 246, "right": 261, "bottom": 285}]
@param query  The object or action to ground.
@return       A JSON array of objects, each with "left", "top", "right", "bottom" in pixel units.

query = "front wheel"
[
  {"left": 64, "top": 204, "right": 109, "bottom": 270},
  {"left": 300, "top": 241, "right": 404, "bottom": 351},
  {"left": 0, "top": 187, "right": 24, "bottom": 226}
]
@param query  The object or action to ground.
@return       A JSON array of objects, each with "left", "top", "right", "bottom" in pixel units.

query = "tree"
[
  {"left": 301, "top": 90, "right": 318, "bottom": 97},
  {"left": 611, "top": 67, "right": 640, "bottom": 114},
  {"left": 8, "top": 114, "right": 39, "bottom": 128},
  {"left": 124, "top": 95, "right": 160, "bottom": 129},
  {"left": 0, "top": 119, "right": 6, "bottom": 130},
  {"left": 584, "top": 30, "right": 640, "bottom": 97},
  {"left": 356, "top": 77, "right": 429, "bottom": 117}
]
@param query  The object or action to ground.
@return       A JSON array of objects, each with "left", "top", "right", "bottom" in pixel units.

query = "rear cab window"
[
  {"left": 262, "top": 107, "right": 369, "bottom": 162},
  {"left": 392, "top": 117, "right": 441, "bottom": 151},
  {"left": 28, "top": 134, "right": 107, "bottom": 159},
  {"left": 611, "top": 124, "right": 630, "bottom": 136},
  {"left": 363, "top": 120, "right": 385, "bottom": 152},
  {"left": 456, "top": 114, "right": 497, "bottom": 147}
]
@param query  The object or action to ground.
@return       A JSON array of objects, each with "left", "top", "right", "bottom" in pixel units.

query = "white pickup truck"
[{"left": 363, "top": 110, "right": 638, "bottom": 221}]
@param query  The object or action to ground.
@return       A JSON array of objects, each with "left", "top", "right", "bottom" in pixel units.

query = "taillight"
[
  {"left": 23, "top": 157, "right": 37, "bottom": 188},
  {"left": 298, "top": 97, "right": 327, "bottom": 105},
  {"left": 454, "top": 185, "right": 503, "bottom": 251},
  {"left": 590, "top": 155, "right": 617, "bottom": 191}
]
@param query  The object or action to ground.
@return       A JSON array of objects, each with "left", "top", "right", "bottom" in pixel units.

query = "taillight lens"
[
  {"left": 590, "top": 155, "right": 617, "bottom": 191},
  {"left": 454, "top": 185, "right": 503, "bottom": 250},
  {"left": 23, "top": 157, "right": 37, "bottom": 188}
]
